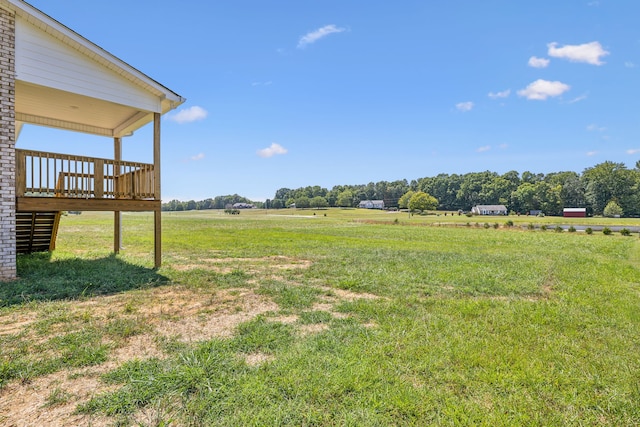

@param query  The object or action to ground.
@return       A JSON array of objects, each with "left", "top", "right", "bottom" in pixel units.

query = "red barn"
[{"left": 563, "top": 208, "right": 586, "bottom": 218}]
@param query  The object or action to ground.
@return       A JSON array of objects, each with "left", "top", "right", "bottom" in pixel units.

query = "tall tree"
[
  {"left": 582, "top": 162, "right": 634, "bottom": 215},
  {"left": 398, "top": 191, "right": 415, "bottom": 209},
  {"left": 336, "top": 190, "right": 354, "bottom": 207},
  {"left": 409, "top": 191, "right": 438, "bottom": 213}
]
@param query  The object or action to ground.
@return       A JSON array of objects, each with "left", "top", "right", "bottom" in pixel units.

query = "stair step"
[{"left": 15, "top": 211, "right": 62, "bottom": 254}]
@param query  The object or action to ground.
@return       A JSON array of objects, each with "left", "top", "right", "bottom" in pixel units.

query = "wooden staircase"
[{"left": 16, "top": 212, "right": 62, "bottom": 254}]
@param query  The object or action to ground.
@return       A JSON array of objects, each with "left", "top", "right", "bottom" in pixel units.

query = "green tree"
[
  {"left": 603, "top": 200, "right": 623, "bottom": 217},
  {"left": 398, "top": 191, "right": 415, "bottom": 209},
  {"left": 456, "top": 171, "right": 497, "bottom": 209},
  {"left": 409, "top": 191, "right": 438, "bottom": 213},
  {"left": 510, "top": 182, "right": 538, "bottom": 213},
  {"left": 336, "top": 190, "right": 354, "bottom": 207},
  {"left": 582, "top": 162, "right": 635, "bottom": 215},
  {"left": 479, "top": 176, "right": 517, "bottom": 206},
  {"left": 295, "top": 196, "right": 310, "bottom": 208},
  {"left": 310, "top": 196, "right": 329, "bottom": 209}
]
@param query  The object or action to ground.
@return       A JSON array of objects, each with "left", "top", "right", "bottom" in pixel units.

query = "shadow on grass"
[{"left": 1, "top": 253, "right": 169, "bottom": 307}]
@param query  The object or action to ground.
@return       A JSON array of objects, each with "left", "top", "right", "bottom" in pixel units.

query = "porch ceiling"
[{"left": 16, "top": 81, "right": 156, "bottom": 138}]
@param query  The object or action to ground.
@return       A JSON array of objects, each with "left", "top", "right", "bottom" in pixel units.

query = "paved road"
[{"left": 534, "top": 224, "right": 640, "bottom": 232}]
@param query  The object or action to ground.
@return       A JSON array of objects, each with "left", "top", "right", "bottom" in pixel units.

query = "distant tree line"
[
  {"left": 267, "top": 161, "right": 640, "bottom": 217},
  {"left": 162, "top": 194, "right": 262, "bottom": 211},
  {"left": 162, "top": 161, "right": 640, "bottom": 217}
]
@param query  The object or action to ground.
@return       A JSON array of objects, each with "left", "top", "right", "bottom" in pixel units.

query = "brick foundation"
[{"left": 0, "top": 8, "right": 16, "bottom": 280}]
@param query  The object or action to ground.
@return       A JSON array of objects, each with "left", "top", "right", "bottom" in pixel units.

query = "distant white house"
[
  {"left": 471, "top": 205, "right": 508, "bottom": 215},
  {"left": 359, "top": 200, "right": 385, "bottom": 210}
]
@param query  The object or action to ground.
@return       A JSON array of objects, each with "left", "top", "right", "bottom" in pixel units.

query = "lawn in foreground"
[{"left": 2, "top": 210, "right": 640, "bottom": 425}]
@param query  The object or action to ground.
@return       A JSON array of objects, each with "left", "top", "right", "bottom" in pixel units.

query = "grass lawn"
[{"left": 1, "top": 208, "right": 640, "bottom": 425}]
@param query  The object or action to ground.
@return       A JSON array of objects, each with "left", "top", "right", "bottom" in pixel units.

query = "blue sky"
[{"left": 20, "top": 1, "right": 640, "bottom": 201}]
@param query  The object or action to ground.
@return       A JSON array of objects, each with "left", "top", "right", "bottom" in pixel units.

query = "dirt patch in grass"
[
  {"left": 271, "top": 314, "right": 299, "bottom": 324},
  {"left": 172, "top": 256, "right": 313, "bottom": 273},
  {"left": 0, "top": 370, "right": 114, "bottom": 427},
  {"left": 0, "top": 285, "right": 278, "bottom": 426},
  {"left": 152, "top": 289, "right": 278, "bottom": 341},
  {"left": 319, "top": 286, "right": 380, "bottom": 301},
  {"left": 0, "top": 266, "right": 383, "bottom": 426},
  {"left": 299, "top": 323, "right": 330, "bottom": 335},
  {"left": 0, "top": 311, "right": 39, "bottom": 336},
  {"left": 244, "top": 352, "right": 275, "bottom": 366}
]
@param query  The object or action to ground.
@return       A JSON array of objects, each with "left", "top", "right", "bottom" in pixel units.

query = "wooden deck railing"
[{"left": 16, "top": 149, "right": 156, "bottom": 200}]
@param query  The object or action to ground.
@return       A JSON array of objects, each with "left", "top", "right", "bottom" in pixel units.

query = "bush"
[
  {"left": 540, "top": 225, "right": 547, "bottom": 231},
  {"left": 554, "top": 226, "right": 563, "bottom": 233},
  {"left": 505, "top": 220, "right": 514, "bottom": 227},
  {"left": 603, "top": 200, "right": 623, "bottom": 218},
  {"left": 493, "top": 223, "right": 500, "bottom": 229},
  {"left": 568, "top": 226, "right": 576, "bottom": 233},
  {"left": 483, "top": 223, "right": 490, "bottom": 229},
  {"left": 585, "top": 227, "right": 593, "bottom": 235},
  {"left": 527, "top": 223, "right": 535, "bottom": 231},
  {"left": 602, "top": 227, "right": 612, "bottom": 235},
  {"left": 620, "top": 228, "right": 631, "bottom": 236}
]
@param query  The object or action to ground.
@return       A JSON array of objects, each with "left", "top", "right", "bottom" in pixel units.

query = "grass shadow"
[{"left": 1, "top": 253, "right": 169, "bottom": 307}]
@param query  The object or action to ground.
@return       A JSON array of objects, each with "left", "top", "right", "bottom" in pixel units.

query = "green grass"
[{"left": 3, "top": 209, "right": 640, "bottom": 425}]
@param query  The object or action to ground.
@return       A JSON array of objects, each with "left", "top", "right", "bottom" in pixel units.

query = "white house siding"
[
  {"left": 15, "top": 17, "right": 161, "bottom": 113},
  {"left": 0, "top": 7, "right": 16, "bottom": 280}
]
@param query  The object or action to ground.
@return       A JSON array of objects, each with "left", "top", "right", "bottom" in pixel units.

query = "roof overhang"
[{"left": 1, "top": 0, "right": 185, "bottom": 139}]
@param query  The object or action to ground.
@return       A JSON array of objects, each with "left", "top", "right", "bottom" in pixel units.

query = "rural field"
[{"left": 1, "top": 208, "right": 640, "bottom": 426}]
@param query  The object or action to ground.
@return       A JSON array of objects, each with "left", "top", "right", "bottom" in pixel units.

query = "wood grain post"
[
  {"left": 93, "top": 159, "right": 104, "bottom": 198},
  {"left": 114, "top": 137, "right": 121, "bottom": 253},
  {"left": 15, "top": 150, "right": 25, "bottom": 198},
  {"left": 153, "top": 113, "right": 161, "bottom": 268}
]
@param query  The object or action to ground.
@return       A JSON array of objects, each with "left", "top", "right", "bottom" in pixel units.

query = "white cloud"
[
  {"left": 626, "top": 149, "right": 640, "bottom": 155},
  {"left": 625, "top": 61, "right": 636, "bottom": 68},
  {"left": 586, "top": 151, "right": 598, "bottom": 156},
  {"left": 498, "top": 143, "right": 509, "bottom": 149},
  {"left": 168, "top": 106, "right": 208, "bottom": 124},
  {"left": 456, "top": 101, "right": 474, "bottom": 112},
  {"left": 257, "top": 143, "right": 288, "bottom": 158},
  {"left": 528, "top": 56, "right": 550, "bottom": 68},
  {"left": 191, "top": 153, "right": 205, "bottom": 161},
  {"left": 297, "top": 25, "right": 346, "bottom": 49},
  {"left": 476, "top": 145, "right": 491, "bottom": 153},
  {"left": 587, "top": 124, "right": 606, "bottom": 132},
  {"left": 566, "top": 94, "right": 588, "bottom": 104},
  {"left": 517, "top": 79, "right": 570, "bottom": 100},
  {"left": 547, "top": 41, "right": 609, "bottom": 65},
  {"left": 252, "top": 81, "right": 273, "bottom": 86},
  {"left": 488, "top": 89, "right": 511, "bottom": 99}
]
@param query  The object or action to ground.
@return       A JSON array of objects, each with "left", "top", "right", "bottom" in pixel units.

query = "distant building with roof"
[
  {"left": 471, "top": 205, "right": 508, "bottom": 215},
  {"left": 359, "top": 200, "right": 385, "bottom": 210}
]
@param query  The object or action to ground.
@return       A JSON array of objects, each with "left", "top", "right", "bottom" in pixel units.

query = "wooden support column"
[
  {"left": 153, "top": 113, "right": 161, "bottom": 268},
  {"left": 114, "top": 137, "right": 122, "bottom": 253}
]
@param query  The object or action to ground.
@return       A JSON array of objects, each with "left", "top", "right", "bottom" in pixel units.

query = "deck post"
[
  {"left": 0, "top": 9, "right": 16, "bottom": 280},
  {"left": 153, "top": 113, "right": 161, "bottom": 268},
  {"left": 114, "top": 137, "right": 122, "bottom": 253}
]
